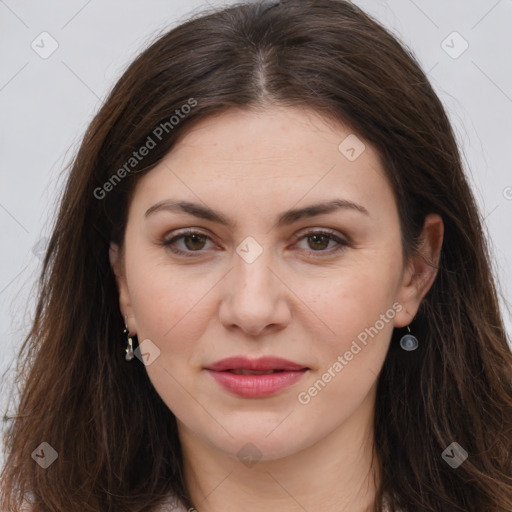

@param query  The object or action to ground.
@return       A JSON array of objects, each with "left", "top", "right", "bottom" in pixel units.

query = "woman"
[{"left": 1, "top": 1, "right": 511, "bottom": 511}]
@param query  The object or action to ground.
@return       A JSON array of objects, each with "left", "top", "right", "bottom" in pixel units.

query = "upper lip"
[{"left": 205, "top": 356, "right": 308, "bottom": 372}]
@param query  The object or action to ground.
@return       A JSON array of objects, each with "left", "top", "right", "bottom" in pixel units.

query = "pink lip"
[
  {"left": 205, "top": 356, "right": 307, "bottom": 372},
  {"left": 204, "top": 356, "right": 309, "bottom": 398}
]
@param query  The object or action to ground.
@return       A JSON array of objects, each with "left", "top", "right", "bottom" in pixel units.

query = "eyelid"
[
  {"left": 161, "top": 227, "right": 350, "bottom": 258},
  {"left": 291, "top": 228, "right": 349, "bottom": 257},
  {"left": 292, "top": 226, "right": 347, "bottom": 243},
  {"left": 162, "top": 228, "right": 216, "bottom": 257}
]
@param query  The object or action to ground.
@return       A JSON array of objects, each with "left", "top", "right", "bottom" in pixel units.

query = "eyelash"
[{"left": 161, "top": 228, "right": 349, "bottom": 259}]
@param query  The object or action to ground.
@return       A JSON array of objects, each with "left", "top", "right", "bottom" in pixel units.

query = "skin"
[{"left": 110, "top": 106, "right": 443, "bottom": 512}]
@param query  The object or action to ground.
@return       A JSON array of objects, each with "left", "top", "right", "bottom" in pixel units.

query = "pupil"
[
  {"left": 185, "top": 234, "right": 206, "bottom": 251},
  {"left": 309, "top": 234, "right": 328, "bottom": 250}
]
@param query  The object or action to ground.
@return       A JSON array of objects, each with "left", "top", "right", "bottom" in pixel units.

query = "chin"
[
  {"left": 224, "top": 437, "right": 306, "bottom": 463},
  {"left": 203, "top": 418, "right": 313, "bottom": 462}
]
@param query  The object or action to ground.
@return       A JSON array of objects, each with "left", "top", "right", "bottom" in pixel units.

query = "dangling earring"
[
  {"left": 123, "top": 323, "right": 135, "bottom": 361},
  {"left": 399, "top": 325, "right": 419, "bottom": 351}
]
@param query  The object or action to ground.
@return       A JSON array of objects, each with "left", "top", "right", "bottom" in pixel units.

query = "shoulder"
[{"left": 13, "top": 495, "right": 189, "bottom": 512}]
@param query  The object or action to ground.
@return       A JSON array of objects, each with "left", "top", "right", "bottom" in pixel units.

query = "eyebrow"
[{"left": 144, "top": 198, "right": 369, "bottom": 228}]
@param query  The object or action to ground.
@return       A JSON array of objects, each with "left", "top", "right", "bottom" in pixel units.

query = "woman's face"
[{"left": 110, "top": 106, "right": 436, "bottom": 461}]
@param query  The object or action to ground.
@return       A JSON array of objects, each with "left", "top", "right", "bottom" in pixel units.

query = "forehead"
[
  {"left": 130, "top": 106, "right": 396, "bottom": 224},
  {"left": 168, "top": 106, "right": 367, "bottom": 167}
]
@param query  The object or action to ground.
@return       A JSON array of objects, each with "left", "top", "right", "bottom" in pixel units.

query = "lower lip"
[{"left": 205, "top": 369, "right": 308, "bottom": 398}]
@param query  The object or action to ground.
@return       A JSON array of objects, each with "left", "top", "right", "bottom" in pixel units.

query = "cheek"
[
  {"left": 294, "top": 268, "right": 398, "bottom": 433},
  {"left": 294, "top": 260, "right": 400, "bottom": 421},
  {"left": 122, "top": 235, "right": 200, "bottom": 352},
  {"left": 304, "top": 258, "right": 401, "bottom": 352},
  {"left": 124, "top": 259, "right": 208, "bottom": 414},
  {"left": 129, "top": 271, "right": 208, "bottom": 356}
]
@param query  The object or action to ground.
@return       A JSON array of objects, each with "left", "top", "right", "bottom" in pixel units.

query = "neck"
[{"left": 178, "top": 386, "right": 380, "bottom": 512}]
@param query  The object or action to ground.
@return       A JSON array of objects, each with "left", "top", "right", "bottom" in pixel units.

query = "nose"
[{"left": 218, "top": 244, "right": 291, "bottom": 337}]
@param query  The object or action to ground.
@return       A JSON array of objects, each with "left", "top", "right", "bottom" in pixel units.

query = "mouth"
[
  {"left": 223, "top": 369, "right": 288, "bottom": 375},
  {"left": 205, "top": 355, "right": 309, "bottom": 373},
  {"left": 204, "top": 357, "right": 309, "bottom": 398}
]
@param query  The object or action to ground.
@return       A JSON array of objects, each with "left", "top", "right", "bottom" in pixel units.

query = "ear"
[
  {"left": 109, "top": 242, "right": 137, "bottom": 334},
  {"left": 394, "top": 213, "right": 444, "bottom": 328}
]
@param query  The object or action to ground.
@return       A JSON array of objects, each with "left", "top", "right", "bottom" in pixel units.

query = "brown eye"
[
  {"left": 306, "top": 233, "right": 331, "bottom": 251},
  {"left": 162, "top": 230, "right": 215, "bottom": 257},
  {"left": 294, "top": 229, "right": 349, "bottom": 258},
  {"left": 181, "top": 233, "right": 208, "bottom": 251},
  {"left": 162, "top": 228, "right": 349, "bottom": 259}
]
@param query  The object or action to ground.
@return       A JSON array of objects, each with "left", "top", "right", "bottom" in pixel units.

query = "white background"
[{"left": 1, "top": 0, "right": 511, "bottom": 457}]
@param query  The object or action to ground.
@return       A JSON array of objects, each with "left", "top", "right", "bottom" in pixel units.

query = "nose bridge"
[
  {"left": 219, "top": 235, "right": 288, "bottom": 334},
  {"left": 232, "top": 236, "right": 277, "bottom": 302}
]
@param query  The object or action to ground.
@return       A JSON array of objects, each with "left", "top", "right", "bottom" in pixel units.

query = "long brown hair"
[{"left": 1, "top": 1, "right": 511, "bottom": 510}]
